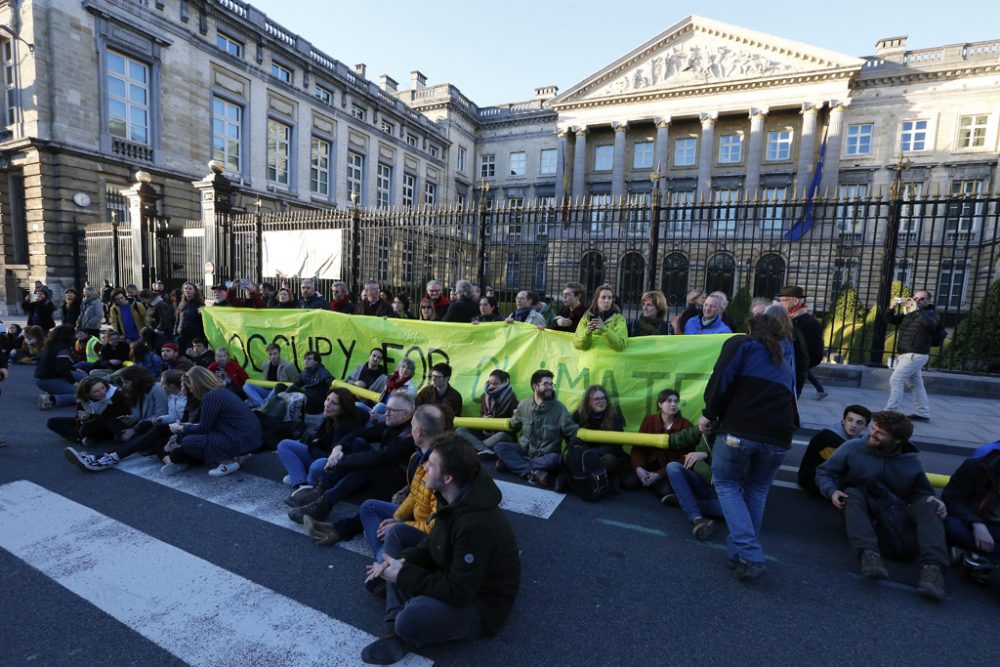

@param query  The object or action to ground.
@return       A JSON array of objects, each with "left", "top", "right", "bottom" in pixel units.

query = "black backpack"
[
  {"left": 930, "top": 321, "right": 948, "bottom": 347},
  {"left": 565, "top": 441, "right": 610, "bottom": 502}
]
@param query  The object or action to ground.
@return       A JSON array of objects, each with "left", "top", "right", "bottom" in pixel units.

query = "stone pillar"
[
  {"left": 571, "top": 126, "right": 588, "bottom": 201},
  {"left": 654, "top": 117, "right": 670, "bottom": 199},
  {"left": 191, "top": 161, "right": 234, "bottom": 294},
  {"left": 820, "top": 101, "right": 849, "bottom": 194},
  {"left": 744, "top": 107, "right": 768, "bottom": 197},
  {"left": 611, "top": 121, "right": 628, "bottom": 199},
  {"left": 796, "top": 103, "right": 821, "bottom": 197},
  {"left": 555, "top": 128, "right": 570, "bottom": 203},
  {"left": 697, "top": 113, "right": 716, "bottom": 198},
  {"left": 121, "top": 170, "right": 160, "bottom": 288}
]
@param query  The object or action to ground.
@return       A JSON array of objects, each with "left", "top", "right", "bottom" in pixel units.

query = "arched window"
[
  {"left": 579, "top": 251, "right": 605, "bottom": 296},
  {"left": 661, "top": 253, "right": 689, "bottom": 307},
  {"left": 618, "top": 251, "right": 645, "bottom": 305},
  {"left": 705, "top": 253, "right": 735, "bottom": 298},
  {"left": 753, "top": 253, "right": 786, "bottom": 299}
]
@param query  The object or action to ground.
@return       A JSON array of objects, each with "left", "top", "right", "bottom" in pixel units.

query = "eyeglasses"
[
  {"left": 384, "top": 408, "right": 410, "bottom": 415},
  {"left": 591, "top": 395, "right": 608, "bottom": 402},
  {"left": 536, "top": 382, "right": 554, "bottom": 388},
  {"left": 431, "top": 374, "right": 446, "bottom": 380},
  {"left": 421, "top": 305, "right": 433, "bottom": 309}
]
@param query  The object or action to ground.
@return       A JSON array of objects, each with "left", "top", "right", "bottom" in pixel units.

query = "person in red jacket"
[{"left": 207, "top": 347, "right": 249, "bottom": 399}]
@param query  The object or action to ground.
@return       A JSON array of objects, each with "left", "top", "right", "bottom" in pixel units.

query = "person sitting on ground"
[
  {"left": 624, "top": 388, "right": 694, "bottom": 499},
  {"left": 359, "top": 280, "right": 393, "bottom": 317},
  {"left": 35, "top": 325, "right": 80, "bottom": 409},
  {"left": 46, "top": 376, "right": 131, "bottom": 446},
  {"left": 630, "top": 290, "right": 673, "bottom": 337},
  {"left": 286, "top": 390, "right": 416, "bottom": 523},
  {"left": 389, "top": 294, "right": 413, "bottom": 319},
  {"left": 244, "top": 343, "right": 298, "bottom": 407},
  {"left": 140, "top": 288, "right": 176, "bottom": 349},
  {"left": 109, "top": 288, "right": 147, "bottom": 343},
  {"left": 273, "top": 286, "right": 298, "bottom": 308},
  {"left": 347, "top": 348, "right": 388, "bottom": 393},
  {"left": 425, "top": 280, "right": 451, "bottom": 319},
  {"left": 359, "top": 433, "right": 521, "bottom": 666},
  {"left": 493, "top": 369, "right": 578, "bottom": 487},
  {"left": 4, "top": 323, "right": 24, "bottom": 362},
  {"left": 815, "top": 410, "right": 949, "bottom": 600},
  {"left": 474, "top": 295, "right": 503, "bottom": 323},
  {"left": 159, "top": 342, "right": 193, "bottom": 373},
  {"left": 65, "top": 370, "right": 188, "bottom": 472},
  {"left": 942, "top": 445, "right": 1000, "bottom": 564},
  {"left": 548, "top": 282, "right": 587, "bottom": 333},
  {"left": 505, "top": 290, "right": 547, "bottom": 327},
  {"left": 329, "top": 281, "right": 354, "bottom": 313},
  {"left": 372, "top": 358, "right": 418, "bottom": 407},
  {"left": 442, "top": 280, "right": 479, "bottom": 323},
  {"left": 684, "top": 291, "right": 732, "bottom": 335},
  {"left": 161, "top": 366, "right": 261, "bottom": 477},
  {"left": 117, "top": 365, "right": 169, "bottom": 441},
  {"left": 664, "top": 427, "right": 722, "bottom": 541},
  {"left": 564, "top": 384, "right": 630, "bottom": 493},
  {"left": 288, "top": 351, "right": 335, "bottom": 414},
  {"left": 187, "top": 337, "right": 215, "bottom": 368},
  {"left": 416, "top": 296, "right": 438, "bottom": 321},
  {"left": 414, "top": 362, "right": 464, "bottom": 417},
  {"left": 86, "top": 330, "right": 130, "bottom": 376},
  {"left": 298, "top": 278, "right": 331, "bottom": 310},
  {"left": 175, "top": 282, "right": 205, "bottom": 353},
  {"left": 277, "top": 388, "right": 367, "bottom": 492},
  {"left": 798, "top": 404, "right": 872, "bottom": 496},
  {"left": 77, "top": 286, "right": 104, "bottom": 338},
  {"left": 12, "top": 324, "right": 43, "bottom": 365},
  {"left": 61, "top": 288, "right": 81, "bottom": 328},
  {"left": 574, "top": 284, "right": 628, "bottom": 351},
  {"left": 302, "top": 404, "right": 445, "bottom": 561},
  {"left": 128, "top": 341, "right": 164, "bottom": 379},
  {"left": 207, "top": 346, "right": 249, "bottom": 399},
  {"left": 73, "top": 330, "right": 101, "bottom": 370},
  {"left": 456, "top": 369, "right": 518, "bottom": 457}
]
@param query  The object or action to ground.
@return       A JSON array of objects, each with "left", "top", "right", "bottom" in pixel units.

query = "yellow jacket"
[
  {"left": 394, "top": 449, "right": 437, "bottom": 532},
  {"left": 573, "top": 309, "right": 628, "bottom": 351}
]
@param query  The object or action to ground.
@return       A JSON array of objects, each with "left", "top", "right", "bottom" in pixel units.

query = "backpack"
[
  {"left": 565, "top": 440, "right": 610, "bottom": 502},
  {"left": 930, "top": 321, "right": 948, "bottom": 348}
]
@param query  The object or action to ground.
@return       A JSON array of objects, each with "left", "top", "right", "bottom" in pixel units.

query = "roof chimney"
[
  {"left": 354, "top": 63, "right": 367, "bottom": 78},
  {"left": 410, "top": 70, "right": 427, "bottom": 90},
  {"left": 379, "top": 74, "right": 398, "bottom": 93},
  {"left": 874, "top": 36, "right": 908, "bottom": 56},
  {"left": 535, "top": 85, "right": 558, "bottom": 99}
]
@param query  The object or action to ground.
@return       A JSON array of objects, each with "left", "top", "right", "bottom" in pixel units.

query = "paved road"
[{"left": 0, "top": 365, "right": 996, "bottom": 667}]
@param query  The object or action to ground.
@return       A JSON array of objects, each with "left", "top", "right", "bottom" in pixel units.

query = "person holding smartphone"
[{"left": 574, "top": 284, "right": 628, "bottom": 351}]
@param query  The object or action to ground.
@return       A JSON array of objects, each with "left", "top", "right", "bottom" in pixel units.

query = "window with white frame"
[
  {"left": 376, "top": 235, "right": 390, "bottom": 283},
  {"left": 403, "top": 240, "right": 415, "bottom": 283},
  {"left": 765, "top": 130, "right": 792, "bottom": 161},
  {"left": 271, "top": 62, "right": 292, "bottom": 83},
  {"left": 712, "top": 188, "right": 740, "bottom": 231},
  {"left": 937, "top": 259, "right": 967, "bottom": 309},
  {"left": 1, "top": 38, "right": 17, "bottom": 127},
  {"left": 718, "top": 134, "right": 742, "bottom": 164},
  {"left": 674, "top": 137, "right": 696, "bottom": 167},
  {"left": 504, "top": 252, "right": 521, "bottom": 290},
  {"left": 212, "top": 97, "right": 241, "bottom": 173},
  {"left": 376, "top": 164, "right": 392, "bottom": 208},
  {"left": 314, "top": 85, "right": 332, "bottom": 105},
  {"left": 590, "top": 193, "right": 611, "bottom": 232},
  {"left": 832, "top": 258, "right": 860, "bottom": 296},
  {"left": 424, "top": 181, "right": 437, "bottom": 205},
  {"left": 480, "top": 154, "right": 495, "bottom": 179},
  {"left": 669, "top": 190, "right": 695, "bottom": 229},
  {"left": 538, "top": 195, "right": 555, "bottom": 233},
  {"left": 351, "top": 105, "right": 366, "bottom": 121},
  {"left": 633, "top": 141, "right": 654, "bottom": 169},
  {"left": 310, "top": 136, "right": 330, "bottom": 196},
  {"left": 900, "top": 119, "right": 928, "bottom": 152},
  {"left": 836, "top": 183, "right": 869, "bottom": 234},
  {"left": 594, "top": 145, "right": 613, "bottom": 171},
  {"left": 957, "top": 114, "right": 989, "bottom": 149},
  {"left": 899, "top": 182, "right": 923, "bottom": 236},
  {"left": 946, "top": 180, "right": 982, "bottom": 233},
  {"left": 457, "top": 146, "right": 467, "bottom": 172},
  {"left": 539, "top": 148, "right": 557, "bottom": 175},
  {"left": 267, "top": 119, "right": 292, "bottom": 186},
  {"left": 845, "top": 123, "right": 874, "bottom": 156},
  {"left": 347, "top": 151, "right": 364, "bottom": 204},
  {"left": 505, "top": 197, "right": 524, "bottom": 239},
  {"left": 402, "top": 173, "right": 416, "bottom": 208},
  {"left": 509, "top": 151, "right": 526, "bottom": 177},
  {"left": 380, "top": 119, "right": 394, "bottom": 135},
  {"left": 407, "top": 134, "right": 418, "bottom": 148},
  {"left": 107, "top": 50, "right": 149, "bottom": 144},
  {"left": 894, "top": 257, "right": 914, "bottom": 287},
  {"left": 760, "top": 187, "right": 787, "bottom": 231},
  {"left": 216, "top": 32, "right": 243, "bottom": 58},
  {"left": 429, "top": 145, "right": 439, "bottom": 158},
  {"left": 456, "top": 193, "right": 466, "bottom": 208}
]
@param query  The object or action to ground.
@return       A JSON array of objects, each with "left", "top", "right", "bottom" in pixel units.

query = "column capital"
[
  {"left": 556, "top": 126, "right": 572, "bottom": 138},
  {"left": 612, "top": 121, "right": 629, "bottom": 133},
  {"left": 828, "top": 99, "right": 851, "bottom": 111},
  {"left": 748, "top": 107, "right": 769, "bottom": 120},
  {"left": 572, "top": 125, "right": 588, "bottom": 136},
  {"left": 655, "top": 116, "right": 672, "bottom": 128},
  {"left": 800, "top": 102, "right": 823, "bottom": 115},
  {"left": 699, "top": 112, "right": 717, "bottom": 127}
]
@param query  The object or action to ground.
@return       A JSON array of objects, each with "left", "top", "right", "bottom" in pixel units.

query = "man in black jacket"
[
  {"left": 442, "top": 280, "right": 479, "bottom": 323},
  {"left": 884, "top": 290, "right": 939, "bottom": 422},
  {"left": 777, "top": 285, "right": 827, "bottom": 399},
  {"left": 360, "top": 280, "right": 393, "bottom": 317},
  {"left": 361, "top": 433, "right": 521, "bottom": 665},
  {"left": 797, "top": 404, "right": 871, "bottom": 495},
  {"left": 942, "top": 446, "right": 1000, "bottom": 562}
]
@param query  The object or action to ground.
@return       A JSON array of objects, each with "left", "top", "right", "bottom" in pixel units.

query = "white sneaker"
[
  {"left": 38, "top": 393, "right": 54, "bottom": 410},
  {"left": 282, "top": 474, "right": 293, "bottom": 486},
  {"left": 208, "top": 460, "right": 240, "bottom": 477},
  {"left": 160, "top": 462, "right": 190, "bottom": 476}
]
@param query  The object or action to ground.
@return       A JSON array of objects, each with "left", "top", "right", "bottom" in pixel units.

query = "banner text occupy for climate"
[{"left": 202, "top": 308, "right": 731, "bottom": 430}]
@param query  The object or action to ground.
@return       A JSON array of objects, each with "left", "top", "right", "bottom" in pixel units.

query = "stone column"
[
  {"left": 571, "top": 126, "right": 588, "bottom": 201},
  {"left": 796, "top": 103, "right": 821, "bottom": 197},
  {"left": 121, "top": 171, "right": 160, "bottom": 289},
  {"left": 191, "top": 162, "right": 234, "bottom": 295},
  {"left": 654, "top": 117, "right": 670, "bottom": 199},
  {"left": 744, "top": 107, "right": 768, "bottom": 197},
  {"left": 697, "top": 113, "right": 716, "bottom": 198},
  {"left": 555, "top": 128, "right": 570, "bottom": 203},
  {"left": 820, "top": 101, "right": 849, "bottom": 194},
  {"left": 611, "top": 121, "right": 628, "bottom": 199}
]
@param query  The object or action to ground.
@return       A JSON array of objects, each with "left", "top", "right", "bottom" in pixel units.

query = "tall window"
[
  {"left": 579, "top": 251, "right": 605, "bottom": 296},
  {"left": 504, "top": 252, "right": 521, "bottom": 290},
  {"left": 271, "top": 62, "right": 292, "bottom": 83},
  {"left": 509, "top": 151, "right": 526, "bottom": 177},
  {"left": 712, "top": 188, "right": 740, "bottom": 232},
  {"left": 946, "top": 180, "right": 982, "bottom": 233},
  {"left": 837, "top": 183, "right": 869, "bottom": 234},
  {"left": 846, "top": 123, "right": 874, "bottom": 155},
  {"left": 899, "top": 182, "right": 923, "bottom": 236},
  {"left": 661, "top": 253, "right": 689, "bottom": 307},
  {"left": 480, "top": 154, "right": 495, "bottom": 179},
  {"left": 618, "top": 252, "right": 646, "bottom": 304},
  {"left": 314, "top": 85, "right": 332, "bottom": 105},
  {"left": 310, "top": 137, "right": 330, "bottom": 196},
  {"left": 266, "top": 119, "right": 291, "bottom": 186},
  {"left": 590, "top": 193, "right": 611, "bottom": 232},
  {"left": 402, "top": 173, "right": 416, "bottom": 208},
  {"left": 669, "top": 190, "right": 695, "bottom": 230},
  {"left": 753, "top": 254, "right": 786, "bottom": 299},
  {"left": 424, "top": 181, "right": 437, "bottom": 205},
  {"left": 594, "top": 145, "right": 613, "bottom": 171},
  {"left": 347, "top": 151, "right": 364, "bottom": 204},
  {"left": 957, "top": 114, "right": 989, "bottom": 149},
  {"left": 376, "top": 164, "right": 392, "bottom": 207},
  {"left": 216, "top": 33, "right": 243, "bottom": 58},
  {"left": 674, "top": 137, "right": 696, "bottom": 167},
  {"left": 539, "top": 148, "right": 557, "bottom": 175},
  {"left": 107, "top": 50, "right": 149, "bottom": 144},
  {"left": 760, "top": 187, "right": 787, "bottom": 231},
  {"left": 2, "top": 38, "right": 19, "bottom": 127},
  {"left": 457, "top": 146, "right": 467, "bottom": 172},
  {"left": 376, "top": 235, "right": 390, "bottom": 283},
  {"left": 900, "top": 119, "right": 928, "bottom": 152},
  {"left": 633, "top": 141, "right": 654, "bottom": 169},
  {"left": 765, "top": 130, "right": 792, "bottom": 161},
  {"left": 937, "top": 260, "right": 967, "bottom": 309},
  {"left": 718, "top": 134, "right": 742, "bottom": 164},
  {"left": 705, "top": 253, "right": 736, "bottom": 298},
  {"left": 212, "top": 97, "right": 241, "bottom": 173}
]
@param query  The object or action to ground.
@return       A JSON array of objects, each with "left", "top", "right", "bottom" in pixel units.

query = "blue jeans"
[
  {"left": 494, "top": 440, "right": 561, "bottom": 477},
  {"left": 276, "top": 439, "right": 326, "bottom": 486},
  {"left": 710, "top": 434, "right": 787, "bottom": 564},
  {"left": 36, "top": 378, "right": 77, "bottom": 407},
  {"left": 244, "top": 383, "right": 273, "bottom": 407},
  {"left": 359, "top": 499, "right": 398, "bottom": 561},
  {"left": 665, "top": 462, "right": 722, "bottom": 523}
]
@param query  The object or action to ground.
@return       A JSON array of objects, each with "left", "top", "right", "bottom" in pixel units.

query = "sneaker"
[
  {"left": 281, "top": 474, "right": 293, "bottom": 486},
  {"left": 660, "top": 493, "right": 679, "bottom": 507},
  {"left": 908, "top": 414, "right": 931, "bottom": 423},
  {"left": 733, "top": 558, "right": 768, "bottom": 581},
  {"left": 477, "top": 449, "right": 497, "bottom": 461},
  {"left": 208, "top": 460, "right": 240, "bottom": 477},
  {"left": 160, "top": 462, "right": 190, "bottom": 476},
  {"left": 80, "top": 437, "right": 94, "bottom": 448},
  {"left": 285, "top": 485, "right": 320, "bottom": 508},
  {"left": 37, "top": 393, "right": 54, "bottom": 410},
  {"left": 917, "top": 563, "right": 946, "bottom": 600},
  {"left": 287, "top": 497, "right": 333, "bottom": 524},
  {"left": 961, "top": 552, "right": 996, "bottom": 587},
  {"left": 553, "top": 473, "right": 570, "bottom": 493},
  {"left": 692, "top": 518, "right": 715, "bottom": 541},
  {"left": 64, "top": 447, "right": 100, "bottom": 472},
  {"left": 529, "top": 470, "right": 551, "bottom": 487},
  {"left": 361, "top": 630, "right": 412, "bottom": 665},
  {"left": 302, "top": 515, "right": 341, "bottom": 546},
  {"left": 860, "top": 549, "right": 889, "bottom": 579},
  {"left": 814, "top": 391, "right": 829, "bottom": 401},
  {"left": 235, "top": 453, "right": 252, "bottom": 464}
]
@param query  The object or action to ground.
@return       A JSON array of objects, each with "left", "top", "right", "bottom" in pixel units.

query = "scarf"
[
  {"left": 83, "top": 385, "right": 118, "bottom": 415},
  {"left": 633, "top": 315, "right": 664, "bottom": 336},
  {"left": 700, "top": 314, "right": 719, "bottom": 328},
  {"left": 592, "top": 308, "right": 616, "bottom": 323},
  {"left": 385, "top": 371, "right": 409, "bottom": 395},
  {"left": 483, "top": 379, "right": 513, "bottom": 415},
  {"left": 512, "top": 307, "right": 533, "bottom": 322}
]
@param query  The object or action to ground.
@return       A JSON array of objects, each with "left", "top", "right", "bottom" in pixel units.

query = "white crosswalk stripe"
[{"left": 0, "top": 480, "right": 432, "bottom": 667}]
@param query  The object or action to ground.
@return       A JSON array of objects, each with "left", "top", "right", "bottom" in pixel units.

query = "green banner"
[{"left": 202, "top": 308, "right": 731, "bottom": 431}]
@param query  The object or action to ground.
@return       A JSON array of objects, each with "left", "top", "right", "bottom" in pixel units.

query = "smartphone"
[
  {"left": 240, "top": 279, "right": 252, "bottom": 289},
  {"left": 224, "top": 280, "right": 234, "bottom": 289}
]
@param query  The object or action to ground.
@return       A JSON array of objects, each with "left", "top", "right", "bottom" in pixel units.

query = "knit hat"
[{"left": 161, "top": 342, "right": 180, "bottom": 353}]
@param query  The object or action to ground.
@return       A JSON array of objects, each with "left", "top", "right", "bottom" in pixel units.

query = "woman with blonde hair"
[
  {"left": 574, "top": 284, "right": 628, "bottom": 352},
  {"left": 630, "top": 290, "right": 673, "bottom": 337},
  {"left": 674, "top": 289, "right": 706, "bottom": 334}
]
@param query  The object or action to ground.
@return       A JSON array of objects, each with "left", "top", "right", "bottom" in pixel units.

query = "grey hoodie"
[{"left": 815, "top": 436, "right": 935, "bottom": 503}]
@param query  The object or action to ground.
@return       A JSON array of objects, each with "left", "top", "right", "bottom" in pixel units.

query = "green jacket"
[
  {"left": 397, "top": 469, "right": 521, "bottom": 636},
  {"left": 573, "top": 310, "right": 628, "bottom": 351},
  {"left": 667, "top": 425, "right": 714, "bottom": 485},
  {"left": 509, "top": 396, "right": 579, "bottom": 458}
]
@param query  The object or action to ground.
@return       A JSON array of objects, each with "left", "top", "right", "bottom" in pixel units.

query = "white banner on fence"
[{"left": 262, "top": 229, "right": 343, "bottom": 280}]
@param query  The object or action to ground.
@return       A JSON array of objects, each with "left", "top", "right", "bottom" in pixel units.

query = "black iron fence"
[{"left": 83, "top": 193, "right": 1000, "bottom": 374}]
